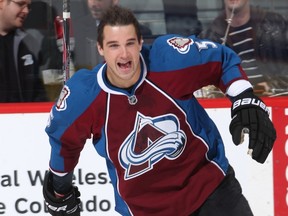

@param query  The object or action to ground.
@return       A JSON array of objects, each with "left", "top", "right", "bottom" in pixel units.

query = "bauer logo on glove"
[
  {"left": 229, "top": 90, "right": 276, "bottom": 163},
  {"left": 232, "top": 96, "right": 270, "bottom": 115}
]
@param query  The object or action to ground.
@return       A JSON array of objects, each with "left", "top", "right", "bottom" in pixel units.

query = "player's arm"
[
  {"left": 197, "top": 38, "right": 277, "bottom": 162},
  {"left": 227, "top": 81, "right": 277, "bottom": 163},
  {"left": 43, "top": 171, "right": 81, "bottom": 216}
]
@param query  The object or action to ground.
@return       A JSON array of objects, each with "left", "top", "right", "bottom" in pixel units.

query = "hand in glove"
[
  {"left": 43, "top": 171, "right": 81, "bottom": 216},
  {"left": 229, "top": 90, "right": 276, "bottom": 163}
]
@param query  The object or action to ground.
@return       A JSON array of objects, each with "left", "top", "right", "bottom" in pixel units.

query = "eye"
[
  {"left": 127, "top": 42, "right": 135, "bottom": 46},
  {"left": 109, "top": 44, "right": 119, "bottom": 48},
  {"left": 18, "top": 2, "right": 26, "bottom": 7},
  {"left": 11, "top": 0, "right": 32, "bottom": 11}
]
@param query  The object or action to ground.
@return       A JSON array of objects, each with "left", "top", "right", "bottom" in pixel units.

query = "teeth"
[{"left": 119, "top": 62, "right": 130, "bottom": 69}]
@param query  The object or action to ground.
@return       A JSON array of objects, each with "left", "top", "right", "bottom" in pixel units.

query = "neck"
[
  {"left": 0, "top": 23, "right": 15, "bottom": 36},
  {"left": 0, "top": 25, "right": 6, "bottom": 36},
  {"left": 0, "top": 30, "right": 8, "bottom": 36}
]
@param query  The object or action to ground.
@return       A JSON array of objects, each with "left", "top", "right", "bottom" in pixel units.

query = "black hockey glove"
[
  {"left": 229, "top": 90, "right": 276, "bottom": 163},
  {"left": 43, "top": 171, "right": 81, "bottom": 216}
]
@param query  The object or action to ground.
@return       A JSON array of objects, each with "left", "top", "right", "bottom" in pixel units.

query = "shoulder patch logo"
[
  {"left": 167, "top": 37, "right": 194, "bottom": 54},
  {"left": 56, "top": 85, "right": 70, "bottom": 111}
]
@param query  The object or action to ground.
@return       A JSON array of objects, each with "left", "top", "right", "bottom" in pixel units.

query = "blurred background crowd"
[{"left": 1, "top": 0, "right": 287, "bottom": 102}]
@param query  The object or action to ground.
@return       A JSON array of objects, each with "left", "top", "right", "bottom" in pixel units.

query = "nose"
[
  {"left": 120, "top": 47, "right": 129, "bottom": 59},
  {"left": 22, "top": 5, "right": 30, "bottom": 13}
]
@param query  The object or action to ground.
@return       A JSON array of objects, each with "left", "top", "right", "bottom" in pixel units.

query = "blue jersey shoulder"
[
  {"left": 146, "top": 34, "right": 240, "bottom": 73},
  {"left": 49, "top": 67, "right": 102, "bottom": 129}
]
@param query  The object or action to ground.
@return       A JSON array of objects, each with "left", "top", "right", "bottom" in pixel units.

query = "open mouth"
[
  {"left": 118, "top": 61, "right": 132, "bottom": 70},
  {"left": 18, "top": 16, "right": 26, "bottom": 24}
]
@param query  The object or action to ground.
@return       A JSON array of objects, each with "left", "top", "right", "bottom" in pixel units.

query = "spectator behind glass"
[
  {"left": 73, "top": 0, "right": 152, "bottom": 70},
  {"left": 0, "top": 0, "right": 48, "bottom": 102},
  {"left": 23, "top": 1, "right": 64, "bottom": 102},
  {"left": 199, "top": 0, "right": 288, "bottom": 96}
]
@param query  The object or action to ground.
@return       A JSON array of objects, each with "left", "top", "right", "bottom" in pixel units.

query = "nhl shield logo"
[{"left": 167, "top": 37, "right": 194, "bottom": 54}]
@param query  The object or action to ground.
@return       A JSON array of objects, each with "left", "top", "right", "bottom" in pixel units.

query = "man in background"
[
  {"left": 0, "top": 0, "right": 47, "bottom": 102},
  {"left": 200, "top": 0, "right": 288, "bottom": 96}
]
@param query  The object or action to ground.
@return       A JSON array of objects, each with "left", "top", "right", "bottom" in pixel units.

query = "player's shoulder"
[
  {"left": 69, "top": 66, "right": 100, "bottom": 86},
  {"left": 148, "top": 34, "right": 219, "bottom": 52},
  {"left": 52, "top": 66, "right": 103, "bottom": 114},
  {"left": 148, "top": 34, "right": 207, "bottom": 71},
  {"left": 64, "top": 66, "right": 102, "bottom": 99},
  {"left": 76, "top": 62, "right": 109, "bottom": 81},
  {"left": 150, "top": 34, "right": 223, "bottom": 57},
  {"left": 152, "top": 34, "right": 195, "bottom": 49}
]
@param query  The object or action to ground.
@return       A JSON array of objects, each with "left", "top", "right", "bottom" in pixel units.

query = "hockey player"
[{"left": 43, "top": 5, "right": 276, "bottom": 216}]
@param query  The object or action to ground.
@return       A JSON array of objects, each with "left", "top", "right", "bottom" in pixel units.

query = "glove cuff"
[{"left": 231, "top": 90, "right": 270, "bottom": 117}]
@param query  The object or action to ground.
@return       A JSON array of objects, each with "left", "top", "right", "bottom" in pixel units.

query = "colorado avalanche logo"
[
  {"left": 56, "top": 85, "right": 70, "bottom": 111},
  {"left": 167, "top": 37, "right": 194, "bottom": 54},
  {"left": 119, "top": 112, "right": 187, "bottom": 180}
]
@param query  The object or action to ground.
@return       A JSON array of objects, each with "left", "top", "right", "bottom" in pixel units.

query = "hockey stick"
[
  {"left": 62, "top": 0, "right": 71, "bottom": 83},
  {"left": 222, "top": 2, "right": 235, "bottom": 45}
]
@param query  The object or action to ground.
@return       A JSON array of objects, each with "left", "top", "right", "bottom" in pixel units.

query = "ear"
[
  {"left": 139, "top": 38, "right": 144, "bottom": 51},
  {"left": 97, "top": 42, "right": 104, "bottom": 56}
]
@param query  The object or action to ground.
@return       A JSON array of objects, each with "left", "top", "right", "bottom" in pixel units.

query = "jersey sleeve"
[
  {"left": 45, "top": 68, "right": 101, "bottom": 173},
  {"left": 148, "top": 34, "right": 251, "bottom": 95}
]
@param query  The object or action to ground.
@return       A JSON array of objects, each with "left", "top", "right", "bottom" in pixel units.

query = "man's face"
[
  {"left": 97, "top": 24, "right": 143, "bottom": 88},
  {"left": 87, "top": 0, "right": 118, "bottom": 20},
  {"left": 224, "top": 0, "right": 249, "bottom": 12},
  {"left": 0, "top": 0, "right": 31, "bottom": 33}
]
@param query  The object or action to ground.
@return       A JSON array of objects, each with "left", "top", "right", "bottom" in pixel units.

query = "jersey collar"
[{"left": 97, "top": 53, "right": 147, "bottom": 96}]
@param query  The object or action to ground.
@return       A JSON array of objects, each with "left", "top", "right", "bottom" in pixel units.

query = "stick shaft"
[{"left": 62, "top": 0, "right": 71, "bottom": 82}]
